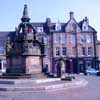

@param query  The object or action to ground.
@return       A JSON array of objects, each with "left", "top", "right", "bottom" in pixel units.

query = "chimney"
[
  {"left": 69, "top": 12, "right": 74, "bottom": 19},
  {"left": 85, "top": 16, "right": 89, "bottom": 25}
]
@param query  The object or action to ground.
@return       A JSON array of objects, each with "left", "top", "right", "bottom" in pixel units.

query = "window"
[
  {"left": 0, "top": 47, "right": 4, "bottom": 54},
  {"left": 88, "top": 47, "right": 92, "bottom": 56},
  {"left": 55, "top": 22, "right": 61, "bottom": 31},
  {"left": 71, "top": 34, "right": 76, "bottom": 44},
  {"left": 81, "top": 34, "right": 86, "bottom": 42},
  {"left": 44, "top": 47, "right": 48, "bottom": 56},
  {"left": 37, "top": 27, "right": 43, "bottom": 32},
  {"left": 82, "top": 47, "right": 86, "bottom": 56},
  {"left": 82, "top": 21, "right": 88, "bottom": 31},
  {"left": 56, "top": 47, "right": 60, "bottom": 56},
  {"left": 55, "top": 34, "right": 60, "bottom": 43},
  {"left": 71, "top": 23, "right": 76, "bottom": 32},
  {"left": 87, "top": 34, "right": 92, "bottom": 43},
  {"left": 62, "top": 47, "right": 66, "bottom": 56},
  {"left": 72, "top": 47, "right": 76, "bottom": 55},
  {"left": 44, "top": 37, "right": 48, "bottom": 44},
  {"left": 61, "top": 34, "right": 66, "bottom": 44},
  {"left": 83, "top": 26, "right": 86, "bottom": 30}
]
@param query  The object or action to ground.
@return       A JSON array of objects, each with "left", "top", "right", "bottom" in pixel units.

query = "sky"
[{"left": 0, "top": 0, "right": 100, "bottom": 39}]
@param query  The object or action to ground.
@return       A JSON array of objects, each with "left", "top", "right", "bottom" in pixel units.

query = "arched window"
[{"left": 82, "top": 21, "right": 88, "bottom": 31}]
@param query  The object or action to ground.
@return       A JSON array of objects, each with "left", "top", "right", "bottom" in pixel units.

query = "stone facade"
[{"left": 96, "top": 40, "right": 100, "bottom": 70}]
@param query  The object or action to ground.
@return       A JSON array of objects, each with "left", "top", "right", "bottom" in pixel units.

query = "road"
[{"left": 0, "top": 75, "right": 100, "bottom": 100}]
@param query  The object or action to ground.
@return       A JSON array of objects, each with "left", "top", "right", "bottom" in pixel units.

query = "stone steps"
[
  {"left": 0, "top": 78, "right": 88, "bottom": 92},
  {"left": 1, "top": 72, "right": 46, "bottom": 79},
  {"left": 0, "top": 78, "right": 61, "bottom": 85}
]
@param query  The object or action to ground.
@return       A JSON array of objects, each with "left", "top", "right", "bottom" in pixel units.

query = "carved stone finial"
[
  {"left": 21, "top": 4, "right": 30, "bottom": 22},
  {"left": 23, "top": 4, "right": 28, "bottom": 18}
]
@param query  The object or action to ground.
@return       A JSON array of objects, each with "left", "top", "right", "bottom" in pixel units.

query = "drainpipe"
[{"left": 93, "top": 32, "right": 97, "bottom": 69}]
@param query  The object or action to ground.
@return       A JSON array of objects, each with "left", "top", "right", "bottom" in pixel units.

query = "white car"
[
  {"left": 0, "top": 69, "right": 6, "bottom": 75},
  {"left": 86, "top": 67, "right": 99, "bottom": 75}
]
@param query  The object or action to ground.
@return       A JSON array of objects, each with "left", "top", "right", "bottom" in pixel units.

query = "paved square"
[{"left": 0, "top": 75, "right": 100, "bottom": 100}]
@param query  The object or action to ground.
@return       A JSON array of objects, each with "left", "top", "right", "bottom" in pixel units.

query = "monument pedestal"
[{"left": 25, "top": 56, "right": 42, "bottom": 74}]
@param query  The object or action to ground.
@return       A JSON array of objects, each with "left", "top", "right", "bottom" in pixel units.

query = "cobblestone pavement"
[{"left": 0, "top": 74, "right": 100, "bottom": 100}]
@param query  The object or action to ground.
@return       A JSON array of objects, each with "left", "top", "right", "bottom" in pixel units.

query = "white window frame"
[
  {"left": 81, "top": 47, "right": 86, "bottom": 56},
  {"left": 71, "top": 34, "right": 76, "bottom": 44},
  {"left": 55, "top": 34, "right": 60, "bottom": 44},
  {"left": 56, "top": 47, "right": 60, "bottom": 56},
  {"left": 81, "top": 34, "right": 86, "bottom": 42},
  {"left": 82, "top": 21, "right": 88, "bottom": 31},
  {"left": 62, "top": 47, "right": 67, "bottom": 56},
  {"left": 88, "top": 47, "right": 92, "bottom": 56},
  {"left": 61, "top": 34, "right": 66, "bottom": 44},
  {"left": 72, "top": 47, "right": 76, "bottom": 56},
  {"left": 87, "top": 34, "right": 92, "bottom": 43},
  {"left": 55, "top": 22, "right": 61, "bottom": 31},
  {"left": 37, "top": 27, "right": 43, "bottom": 32}
]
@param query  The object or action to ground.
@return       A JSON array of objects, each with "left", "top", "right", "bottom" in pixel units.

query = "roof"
[
  {"left": 31, "top": 19, "right": 97, "bottom": 33},
  {"left": 31, "top": 22, "right": 67, "bottom": 32},
  {"left": 96, "top": 40, "right": 100, "bottom": 45},
  {"left": 0, "top": 31, "right": 14, "bottom": 46}
]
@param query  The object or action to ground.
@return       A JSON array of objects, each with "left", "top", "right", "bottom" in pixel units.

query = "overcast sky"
[{"left": 0, "top": 0, "right": 100, "bottom": 39}]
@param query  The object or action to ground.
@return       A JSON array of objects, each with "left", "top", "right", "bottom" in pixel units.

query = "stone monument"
[{"left": 6, "top": 5, "right": 45, "bottom": 76}]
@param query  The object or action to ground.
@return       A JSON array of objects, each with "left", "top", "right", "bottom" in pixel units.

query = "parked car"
[
  {"left": 86, "top": 67, "right": 99, "bottom": 75},
  {"left": 0, "top": 69, "right": 6, "bottom": 75}
]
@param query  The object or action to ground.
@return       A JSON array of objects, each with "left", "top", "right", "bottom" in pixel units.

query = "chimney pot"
[{"left": 69, "top": 12, "right": 74, "bottom": 19}]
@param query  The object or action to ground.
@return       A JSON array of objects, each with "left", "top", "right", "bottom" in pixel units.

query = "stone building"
[
  {"left": 96, "top": 40, "right": 100, "bottom": 70},
  {"left": 0, "top": 5, "right": 98, "bottom": 76}
]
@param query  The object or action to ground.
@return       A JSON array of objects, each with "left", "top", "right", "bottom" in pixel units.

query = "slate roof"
[
  {"left": 0, "top": 31, "right": 16, "bottom": 46},
  {"left": 31, "top": 22, "right": 45, "bottom": 27},
  {"left": 31, "top": 22, "right": 67, "bottom": 32},
  {"left": 0, "top": 19, "right": 97, "bottom": 46},
  {"left": 0, "top": 32, "right": 10, "bottom": 46},
  {"left": 31, "top": 20, "right": 97, "bottom": 33},
  {"left": 8, "top": 31, "right": 16, "bottom": 42}
]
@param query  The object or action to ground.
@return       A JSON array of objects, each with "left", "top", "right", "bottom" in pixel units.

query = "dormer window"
[
  {"left": 37, "top": 27, "right": 43, "bottom": 32},
  {"left": 55, "top": 21, "right": 61, "bottom": 31},
  {"left": 82, "top": 21, "right": 88, "bottom": 31}
]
